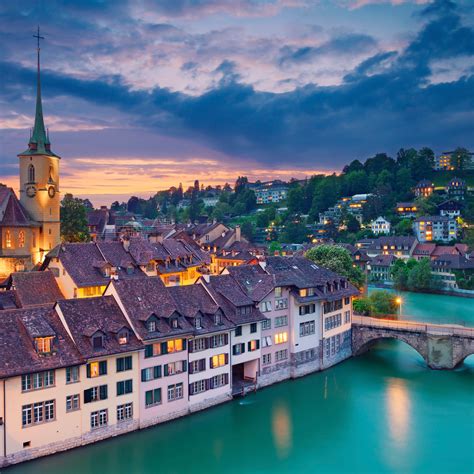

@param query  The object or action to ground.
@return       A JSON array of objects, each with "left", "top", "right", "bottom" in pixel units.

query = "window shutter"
[
  {"left": 100, "top": 384, "right": 108, "bottom": 400},
  {"left": 145, "top": 390, "right": 152, "bottom": 406},
  {"left": 241, "top": 343, "right": 246, "bottom": 354},
  {"left": 209, "top": 377, "right": 214, "bottom": 389},
  {"left": 155, "top": 388, "right": 161, "bottom": 403},
  {"left": 141, "top": 369, "right": 147, "bottom": 382},
  {"left": 126, "top": 379, "right": 133, "bottom": 393},
  {"left": 84, "top": 388, "right": 92, "bottom": 403},
  {"left": 224, "top": 373, "right": 229, "bottom": 385},
  {"left": 188, "top": 362, "right": 194, "bottom": 374},
  {"left": 116, "top": 358, "right": 123, "bottom": 372},
  {"left": 225, "top": 353, "right": 229, "bottom": 365},
  {"left": 256, "top": 340, "right": 260, "bottom": 350},
  {"left": 188, "top": 340, "right": 194, "bottom": 353},
  {"left": 145, "top": 345, "right": 153, "bottom": 358},
  {"left": 99, "top": 360, "right": 107, "bottom": 375},
  {"left": 232, "top": 345, "right": 237, "bottom": 356},
  {"left": 86, "top": 364, "right": 91, "bottom": 378},
  {"left": 205, "top": 338, "right": 210, "bottom": 349},
  {"left": 209, "top": 357, "right": 214, "bottom": 369},
  {"left": 200, "top": 359, "right": 206, "bottom": 371},
  {"left": 164, "top": 364, "right": 169, "bottom": 377},
  {"left": 182, "top": 339, "right": 187, "bottom": 350},
  {"left": 209, "top": 337, "right": 214, "bottom": 349},
  {"left": 247, "top": 341, "right": 251, "bottom": 352},
  {"left": 126, "top": 356, "right": 132, "bottom": 370},
  {"left": 205, "top": 379, "right": 210, "bottom": 390},
  {"left": 117, "top": 381, "right": 123, "bottom": 396},
  {"left": 224, "top": 333, "right": 229, "bottom": 345},
  {"left": 189, "top": 383, "right": 194, "bottom": 396},
  {"left": 183, "top": 361, "right": 187, "bottom": 373},
  {"left": 154, "top": 366, "right": 161, "bottom": 379},
  {"left": 161, "top": 342, "right": 168, "bottom": 355}
]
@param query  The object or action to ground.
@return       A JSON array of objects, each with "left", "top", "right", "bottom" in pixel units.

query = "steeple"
[{"left": 19, "top": 27, "right": 58, "bottom": 158}]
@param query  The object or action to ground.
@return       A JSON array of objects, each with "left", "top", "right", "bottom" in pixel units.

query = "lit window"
[
  {"left": 274, "top": 332, "right": 288, "bottom": 344},
  {"left": 210, "top": 353, "right": 227, "bottom": 368},
  {"left": 167, "top": 339, "right": 183, "bottom": 353},
  {"left": 89, "top": 362, "right": 100, "bottom": 378},
  {"left": 5, "top": 230, "right": 12, "bottom": 248},
  {"left": 118, "top": 329, "right": 129, "bottom": 345},
  {"left": 35, "top": 337, "right": 53, "bottom": 354},
  {"left": 18, "top": 231, "right": 25, "bottom": 248},
  {"left": 299, "top": 288, "right": 308, "bottom": 297}
]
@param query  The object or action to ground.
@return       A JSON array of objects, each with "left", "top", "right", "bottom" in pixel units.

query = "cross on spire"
[{"left": 33, "top": 26, "right": 44, "bottom": 50}]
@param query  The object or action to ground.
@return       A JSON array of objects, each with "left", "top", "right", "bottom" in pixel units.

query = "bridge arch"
[
  {"left": 353, "top": 330, "right": 429, "bottom": 366},
  {"left": 452, "top": 350, "right": 474, "bottom": 368}
]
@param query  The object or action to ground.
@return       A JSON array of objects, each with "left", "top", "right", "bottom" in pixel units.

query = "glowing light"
[{"left": 272, "top": 403, "right": 292, "bottom": 459}]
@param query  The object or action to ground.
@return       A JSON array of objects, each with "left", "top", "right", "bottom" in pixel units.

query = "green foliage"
[
  {"left": 280, "top": 218, "right": 308, "bottom": 244},
  {"left": 240, "top": 221, "right": 255, "bottom": 242},
  {"left": 60, "top": 193, "right": 90, "bottom": 243},
  {"left": 394, "top": 219, "right": 413, "bottom": 236},
  {"left": 392, "top": 258, "right": 440, "bottom": 292},
  {"left": 305, "top": 245, "right": 365, "bottom": 289},
  {"left": 268, "top": 241, "right": 282, "bottom": 255},
  {"left": 451, "top": 147, "right": 472, "bottom": 171},
  {"left": 353, "top": 291, "right": 398, "bottom": 316}
]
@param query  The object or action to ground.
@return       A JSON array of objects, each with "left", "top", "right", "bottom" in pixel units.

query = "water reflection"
[
  {"left": 272, "top": 402, "right": 292, "bottom": 459},
  {"left": 386, "top": 377, "right": 410, "bottom": 446}
]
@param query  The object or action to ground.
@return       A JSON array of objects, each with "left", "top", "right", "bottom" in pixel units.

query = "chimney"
[
  {"left": 235, "top": 225, "right": 241, "bottom": 242},
  {"left": 122, "top": 237, "right": 130, "bottom": 252}
]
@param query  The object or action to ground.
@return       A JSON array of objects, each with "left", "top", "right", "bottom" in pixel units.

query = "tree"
[
  {"left": 392, "top": 259, "right": 409, "bottom": 290},
  {"left": 241, "top": 221, "right": 255, "bottom": 242},
  {"left": 268, "top": 241, "right": 282, "bottom": 255},
  {"left": 451, "top": 147, "right": 472, "bottom": 171},
  {"left": 394, "top": 219, "right": 413, "bottom": 236},
  {"left": 280, "top": 219, "right": 307, "bottom": 244},
  {"left": 234, "top": 176, "right": 249, "bottom": 194},
  {"left": 60, "top": 194, "right": 90, "bottom": 243},
  {"left": 346, "top": 214, "right": 360, "bottom": 233},
  {"left": 369, "top": 290, "right": 398, "bottom": 316},
  {"left": 407, "top": 258, "right": 437, "bottom": 291},
  {"left": 287, "top": 186, "right": 304, "bottom": 214},
  {"left": 305, "top": 245, "right": 365, "bottom": 289}
]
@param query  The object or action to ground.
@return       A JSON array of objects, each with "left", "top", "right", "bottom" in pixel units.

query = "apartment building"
[{"left": 413, "top": 216, "right": 458, "bottom": 243}]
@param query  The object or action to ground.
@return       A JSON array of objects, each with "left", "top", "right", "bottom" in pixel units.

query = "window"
[
  {"left": 141, "top": 365, "right": 162, "bottom": 382},
  {"left": 210, "top": 374, "right": 228, "bottom": 389},
  {"left": 28, "top": 164, "right": 35, "bottom": 183},
  {"left": 239, "top": 306, "right": 252, "bottom": 316},
  {"left": 66, "top": 394, "right": 80, "bottom": 412},
  {"left": 18, "top": 230, "right": 25, "bottom": 248},
  {"left": 261, "top": 335, "right": 272, "bottom": 348},
  {"left": 299, "top": 304, "right": 315, "bottom": 315},
  {"left": 232, "top": 343, "right": 245, "bottom": 355},
  {"left": 274, "top": 332, "right": 288, "bottom": 344},
  {"left": 262, "top": 354, "right": 272, "bottom": 365},
  {"left": 117, "top": 402, "right": 133, "bottom": 422},
  {"left": 324, "top": 300, "right": 343, "bottom": 314},
  {"left": 344, "top": 297, "right": 350, "bottom": 305},
  {"left": 261, "top": 319, "right": 271, "bottom": 331},
  {"left": 147, "top": 318, "right": 157, "bottom": 332},
  {"left": 275, "top": 298, "right": 288, "bottom": 310},
  {"left": 275, "top": 349, "right": 288, "bottom": 362},
  {"left": 167, "top": 383, "right": 184, "bottom": 402},
  {"left": 87, "top": 361, "right": 107, "bottom": 378},
  {"left": 210, "top": 353, "right": 228, "bottom": 369},
  {"left": 21, "top": 370, "right": 55, "bottom": 392},
  {"left": 91, "top": 409, "right": 108, "bottom": 429},
  {"left": 248, "top": 340, "right": 260, "bottom": 352},
  {"left": 167, "top": 338, "right": 184, "bottom": 353},
  {"left": 116, "top": 356, "right": 132, "bottom": 372},
  {"left": 84, "top": 385, "right": 108, "bottom": 403},
  {"left": 118, "top": 329, "right": 129, "bottom": 345},
  {"left": 260, "top": 301, "right": 272, "bottom": 312},
  {"left": 145, "top": 339, "right": 186, "bottom": 357},
  {"left": 191, "top": 338, "right": 207, "bottom": 352},
  {"left": 344, "top": 311, "right": 351, "bottom": 324},
  {"left": 164, "top": 360, "right": 187, "bottom": 376},
  {"left": 5, "top": 230, "right": 11, "bottom": 248},
  {"left": 170, "top": 318, "right": 179, "bottom": 329},
  {"left": 210, "top": 334, "right": 227, "bottom": 348},
  {"left": 116, "top": 379, "right": 133, "bottom": 396},
  {"left": 300, "top": 321, "right": 315, "bottom": 337},
  {"left": 274, "top": 287, "right": 282, "bottom": 298},
  {"left": 214, "top": 312, "right": 222, "bottom": 325},
  {"left": 325, "top": 314, "right": 342, "bottom": 331},
  {"left": 146, "top": 262, "right": 155, "bottom": 273},
  {"left": 235, "top": 326, "right": 242, "bottom": 337},
  {"left": 189, "top": 380, "right": 206, "bottom": 395},
  {"left": 250, "top": 323, "right": 257, "bottom": 333},
  {"left": 66, "top": 366, "right": 80, "bottom": 384},
  {"left": 145, "top": 388, "right": 162, "bottom": 407},
  {"left": 22, "top": 400, "right": 55, "bottom": 427},
  {"left": 299, "top": 288, "right": 308, "bottom": 297},
  {"left": 275, "top": 315, "right": 288, "bottom": 327},
  {"left": 92, "top": 334, "right": 104, "bottom": 349},
  {"left": 195, "top": 317, "right": 202, "bottom": 329}
]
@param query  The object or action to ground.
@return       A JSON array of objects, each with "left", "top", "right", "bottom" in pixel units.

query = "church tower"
[{"left": 18, "top": 28, "right": 61, "bottom": 262}]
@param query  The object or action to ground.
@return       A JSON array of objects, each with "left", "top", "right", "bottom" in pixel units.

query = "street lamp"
[{"left": 395, "top": 296, "right": 402, "bottom": 318}]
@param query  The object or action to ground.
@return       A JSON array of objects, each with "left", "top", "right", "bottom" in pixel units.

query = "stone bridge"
[{"left": 352, "top": 315, "right": 474, "bottom": 369}]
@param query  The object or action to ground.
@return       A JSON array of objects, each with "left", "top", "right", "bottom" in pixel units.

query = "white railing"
[{"left": 352, "top": 315, "right": 474, "bottom": 338}]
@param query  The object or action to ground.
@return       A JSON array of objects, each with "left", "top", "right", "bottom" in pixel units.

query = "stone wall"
[
  {"left": 290, "top": 349, "right": 321, "bottom": 378},
  {"left": 258, "top": 362, "right": 291, "bottom": 388}
]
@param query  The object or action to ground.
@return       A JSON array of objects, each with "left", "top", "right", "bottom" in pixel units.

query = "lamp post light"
[{"left": 395, "top": 296, "right": 402, "bottom": 319}]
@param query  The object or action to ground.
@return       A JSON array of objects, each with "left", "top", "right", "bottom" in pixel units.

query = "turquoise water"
[
  {"left": 368, "top": 288, "right": 474, "bottom": 326},
  {"left": 9, "top": 340, "right": 474, "bottom": 474}
]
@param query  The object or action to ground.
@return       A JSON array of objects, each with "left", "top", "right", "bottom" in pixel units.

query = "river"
[{"left": 8, "top": 293, "right": 474, "bottom": 474}]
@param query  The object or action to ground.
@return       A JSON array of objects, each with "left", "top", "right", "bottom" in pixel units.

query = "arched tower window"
[
  {"left": 5, "top": 230, "right": 12, "bottom": 248},
  {"left": 28, "top": 164, "right": 35, "bottom": 183},
  {"left": 18, "top": 231, "right": 25, "bottom": 248},
  {"left": 49, "top": 165, "right": 54, "bottom": 183}
]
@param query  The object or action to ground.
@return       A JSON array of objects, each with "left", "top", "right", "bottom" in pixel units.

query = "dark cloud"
[{"left": 279, "top": 33, "right": 378, "bottom": 65}]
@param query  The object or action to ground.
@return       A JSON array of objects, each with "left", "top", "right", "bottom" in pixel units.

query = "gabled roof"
[
  {"left": 10, "top": 270, "right": 64, "bottom": 307},
  {"left": 369, "top": 254, "right": 396, "bottom": 266},
  {"left": 56, "top": 296, "right": 142, "bottom": 358},
  {"left": 0, "top": 186, "right": 34, "bottom": 227},
  {"left": 109, "top": 278, "right": 194, "bottom": 340},
  {"left": 0, "top": 306, "right": 83, "bottom": 379},
  {"left": 226, "top": 264, "right": 275, "bottom": 302}
]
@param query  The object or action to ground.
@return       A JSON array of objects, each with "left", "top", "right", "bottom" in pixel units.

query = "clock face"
[
  {"left": 26, "top": 185, "right": 36, "bottom": 198},
  {"left": 48, "top": 186, "right": 56, "bottom": 198}
]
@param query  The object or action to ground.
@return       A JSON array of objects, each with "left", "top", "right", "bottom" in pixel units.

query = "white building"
[
  {"left": 370, "top": 217, "right": 391, "bottom": 235},
  {"left": 413, "top": 216, "right": 458, "bottom": 243}
]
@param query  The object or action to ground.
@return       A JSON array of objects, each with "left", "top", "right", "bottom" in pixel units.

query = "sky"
[{"left": 0, "top": 0, "right": 473, "bottom": 206}]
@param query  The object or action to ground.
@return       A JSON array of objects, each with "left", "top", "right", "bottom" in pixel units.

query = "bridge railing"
[{"left": 352, "top": 315, "right": 474, "bottom": 338}]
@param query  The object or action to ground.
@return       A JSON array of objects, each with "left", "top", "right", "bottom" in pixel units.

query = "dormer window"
[
  {"left": 126, "top": 265, "right": 134, "bottom": 275},
  {"left": 171, "top": 318, "right": 179, "bottom": 329},
  {"left": 35, "top": 336, "right": 54, "bottom": 354},
  {"left": 92, "top": 334, "right": 104, "bottom": 350},
  {"left": 299, "top": 288, "right": 308, "bottom": 297},
  {"left": 118, "top": 329, "right": 129, "bottom": 345},
  {"left": 214, "top": 313, "right": 222, "bottom": 325},
  {"left": 103, "top": 267, "right": 111, "bottom": 277},
  {"left": 147, "top": 319, "right": 157, "bottom": 333},
  {"left": 195, "top": 317, "right": 202, "bottom": 329}
]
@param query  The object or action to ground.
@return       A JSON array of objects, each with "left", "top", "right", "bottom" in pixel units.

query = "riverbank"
[{"left": 370, "top": 283, "right": 474, "bottom": 299}]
